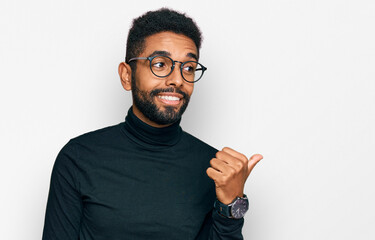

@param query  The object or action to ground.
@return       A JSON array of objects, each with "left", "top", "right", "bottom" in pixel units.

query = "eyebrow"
[
  {"left": 187, "top": 52, "right": 198, "bottom": 61},
  {"left": 148, "top": 50, "right": 171, "bottom": 58},
  {"left": 148, "top": 50, "right": 198, "bottom": 61}
]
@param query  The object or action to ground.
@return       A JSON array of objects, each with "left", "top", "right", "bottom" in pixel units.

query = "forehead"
[{"left": 142, "top": 32, "right": 198, "bottom": 58}]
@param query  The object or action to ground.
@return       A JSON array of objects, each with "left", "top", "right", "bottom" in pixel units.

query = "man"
[{"left": 42, "top": 8, "right": 263, "bottom": 240}]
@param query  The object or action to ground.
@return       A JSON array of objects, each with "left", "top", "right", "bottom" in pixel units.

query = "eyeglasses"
[{"left": 127, "top": 55, "right": 207, "bottom": 83}]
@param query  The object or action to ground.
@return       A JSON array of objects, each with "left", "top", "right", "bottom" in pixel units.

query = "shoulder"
[
  {"left": 56, "top": 122, "right": 124, "bottom": 162},
  {"left": 70, "top": 123, "right": 123, "bottom": 144},
  {"left": 181, "top": 130, "right": 218, "bottom": 155}
]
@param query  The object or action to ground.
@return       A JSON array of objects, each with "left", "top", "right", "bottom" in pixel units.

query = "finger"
[
  {"left": 247, "top": 154, "right": 263, "bottom": 176},
  {"left": 222, "top": 147, "right": 248, "bottom": 164},
  {"left": 210, "top": 158, "right": 230, "bottom": 174},
  {"left": 206, "top": 167, "right": 222, "bottom": 181},
  {"left": 216, "top": 151, "right": 247, "bottom": 165},
  {"left": 215, "top": 151, "right": 243, "bottom": 169}
]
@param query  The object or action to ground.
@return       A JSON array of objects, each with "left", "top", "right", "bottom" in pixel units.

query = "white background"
[{"left": 1, "top": 0, "right": 374, "bottom": 239}]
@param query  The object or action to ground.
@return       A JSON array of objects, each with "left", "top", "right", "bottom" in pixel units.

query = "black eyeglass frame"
[{"left": 127, "top": 55, "right": 207, "bottom": 83}]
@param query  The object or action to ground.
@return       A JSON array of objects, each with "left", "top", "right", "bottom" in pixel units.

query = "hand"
[{"left": 206, "top": 147, "right": 263, "bottom": 204}]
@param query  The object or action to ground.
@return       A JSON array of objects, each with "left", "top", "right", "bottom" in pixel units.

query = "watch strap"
[
  {"left": 214, "top": 194, "right": 248, "bottom": 219},
  {"left": 214, "top": 199, "right": 232, "bottom": 218}
]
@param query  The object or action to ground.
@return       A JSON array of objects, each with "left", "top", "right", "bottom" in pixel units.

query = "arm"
[
  {"left": 42, "top": 141, "right": 82, "bottom": 240},
  {"left": 196, "top": 209, "right": 243, "bottom": 240},
  {"left": 207, "top": 147, "right": 263, "bottom": 239},
  {"left": 209, "top": 210, "right": 244, "bottom": 240}
]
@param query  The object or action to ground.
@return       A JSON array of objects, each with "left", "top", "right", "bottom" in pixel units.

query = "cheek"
[
  {"left": 135, "top": 69, "right": 160, "bottom": 91},
  {"left": 185, "top": 84, "right": 194, "bottom": 96}
]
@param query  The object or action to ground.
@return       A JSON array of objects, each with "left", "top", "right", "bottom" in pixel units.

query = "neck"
[{"left": 123, "top": 106, "right": 183, "bottom": 148}]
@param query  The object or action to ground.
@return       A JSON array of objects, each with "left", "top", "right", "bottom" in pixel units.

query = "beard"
[{"left": 131, "top": 76, "right": 191, "bottom": 125}]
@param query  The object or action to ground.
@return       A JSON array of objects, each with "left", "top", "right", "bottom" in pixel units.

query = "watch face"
[{"left": 231, "top": 198, "right": 249, "bottom": 219}]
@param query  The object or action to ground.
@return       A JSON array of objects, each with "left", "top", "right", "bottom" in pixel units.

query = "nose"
[{"left": 165, "top": 61, "right": 184, "bottom": 87}]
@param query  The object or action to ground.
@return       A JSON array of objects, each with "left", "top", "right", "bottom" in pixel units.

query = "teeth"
[{"left": 158, "top": 95, "right": 180, "bottom": 101}]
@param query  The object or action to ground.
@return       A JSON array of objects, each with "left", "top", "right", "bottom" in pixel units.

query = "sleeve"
[
  {"left": 209, "top": 210, "right": 244, "bottom": 240},
  {"left": 42, "top": 141, "right": 83, "bottom": 240},
  {"left": 197, "top": 209, "right": 244, "bottom": 240}
]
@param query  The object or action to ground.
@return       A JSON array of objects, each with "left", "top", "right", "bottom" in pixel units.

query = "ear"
[{"left": 118, "top": 62, "right": 132, "bottom": 91}]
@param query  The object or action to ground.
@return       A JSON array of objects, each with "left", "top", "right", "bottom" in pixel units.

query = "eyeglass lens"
[{"left": 150, "top": 56, "right": 204, "bottom": 82}]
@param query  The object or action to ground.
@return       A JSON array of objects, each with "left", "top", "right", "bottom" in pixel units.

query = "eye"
[
  {"left": 153, "top": 61, "right": 166, "bottom": 69},
  {"left": 182, "top": 62, "right": 197, "bottom": 74},
  {"left": 151, "top": 56, "right": 171, "bottom": 72}
]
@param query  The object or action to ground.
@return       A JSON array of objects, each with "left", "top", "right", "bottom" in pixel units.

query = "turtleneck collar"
[{"left": 123, "top": 107, "right": 183, "bottom": 148}]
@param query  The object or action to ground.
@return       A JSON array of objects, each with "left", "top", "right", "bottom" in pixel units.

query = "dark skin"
[{"left": 118, "top": 32, "right": 263, "bottom": 205}]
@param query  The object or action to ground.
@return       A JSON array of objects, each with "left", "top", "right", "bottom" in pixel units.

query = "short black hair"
[{"left": 125, "top": 8, "right": 202, "bottom": 66}]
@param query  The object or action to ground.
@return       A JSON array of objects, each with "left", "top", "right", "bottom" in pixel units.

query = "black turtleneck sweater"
[{"left": 42, "top": 108, "right": 244, "bottom": 240}]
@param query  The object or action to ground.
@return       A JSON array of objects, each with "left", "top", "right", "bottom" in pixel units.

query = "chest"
[{"left": 78, "top": 150, "right": 215, "bottom": 238}]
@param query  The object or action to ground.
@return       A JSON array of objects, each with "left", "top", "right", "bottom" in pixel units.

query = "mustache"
[{"left": 150, "top": 87, "right": 188, "bottom": 99}]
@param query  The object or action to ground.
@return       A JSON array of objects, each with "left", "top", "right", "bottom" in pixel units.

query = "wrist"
[
  {"left": 214, "top": 194, "right": 249, "bottom": 219},
  {"left": 218, "top": 192, "right": 244, "bottom": 205}
]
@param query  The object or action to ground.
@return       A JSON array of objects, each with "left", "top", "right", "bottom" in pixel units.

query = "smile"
[
  {"left": 157, "top": 95, "right": 181, "bottom": 101},
  {"left": 156, "top": 94, "right": 182, "bottom": 105}
]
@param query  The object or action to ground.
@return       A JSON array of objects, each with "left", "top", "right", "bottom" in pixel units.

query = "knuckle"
[
  {"left": 238, "top": 160, "right": 246, "bottom": 169},
  {"left": 210, "top": 158, "right": 217, "bottom": 166},
  {"left": 222, "top": 147, "right": 230, "bottom": 152},
  {"left": 228, "top": 167, "right": 236, "bottom": 175},
  {"left": 234, "top": 166, "right": 241, "bottom": 174},
  {"left": 231, "top": 159, "right": 243, "bottom": 171},
  {"left": 240, "top": 154, "right": 248, "bottom": 162}
]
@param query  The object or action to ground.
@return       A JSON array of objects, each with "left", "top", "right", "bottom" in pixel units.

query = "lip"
[
  {"left": 155, "top": 93, "right": 183, "bottom": 106},
  {"left": 157, "top": 92, "right": 184, "bottom": 99}
]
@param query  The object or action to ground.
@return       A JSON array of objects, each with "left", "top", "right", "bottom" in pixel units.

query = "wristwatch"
[{"left": 214, "top": 194, "right": 249, "bottom": 219}]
